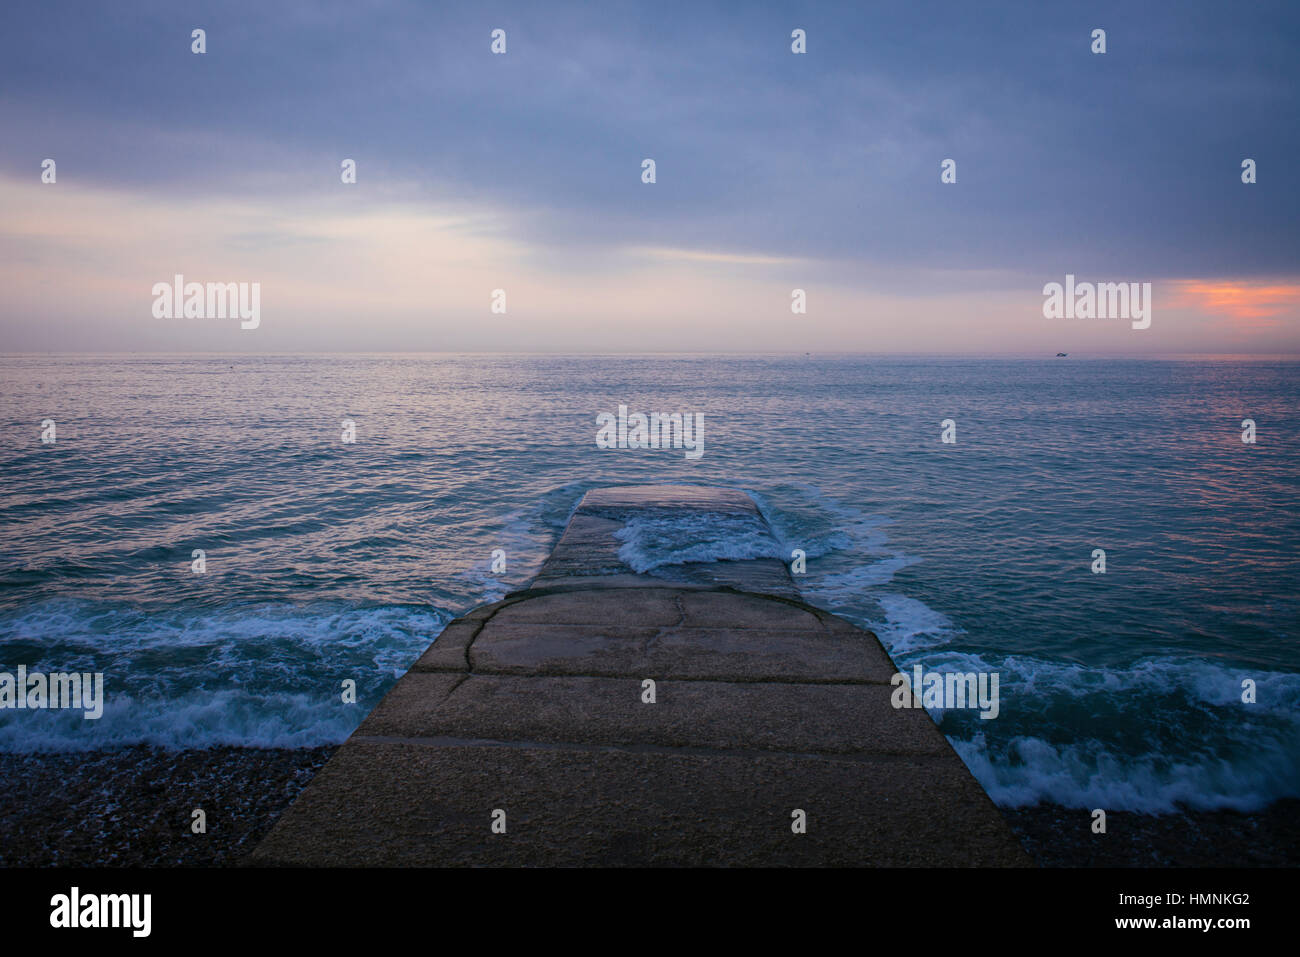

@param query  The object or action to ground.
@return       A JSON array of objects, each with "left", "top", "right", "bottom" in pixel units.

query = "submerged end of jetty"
[{"left": 250, "top": 485, "right": 1029, "bottom": 866}]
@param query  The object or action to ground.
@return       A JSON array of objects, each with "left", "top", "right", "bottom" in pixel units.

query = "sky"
[{"left": 1, "top": 0, "right": 1298, "bottom": 354}]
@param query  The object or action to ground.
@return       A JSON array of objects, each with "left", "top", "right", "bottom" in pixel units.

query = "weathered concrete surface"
[
  {"left": 251, "top": 485, "right": 1029, "bottom": 867},
  {"left": 532, "top": 483, "right": 801, "bottom": 597}
]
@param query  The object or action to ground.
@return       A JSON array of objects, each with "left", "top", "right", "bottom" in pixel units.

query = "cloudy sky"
[{"left": 1, "top": 0, "right": 1297, "bottom": 353}]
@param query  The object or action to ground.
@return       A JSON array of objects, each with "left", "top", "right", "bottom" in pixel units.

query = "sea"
[{"left": 1, "top": 354, "right": 1297, "bottom": 815}]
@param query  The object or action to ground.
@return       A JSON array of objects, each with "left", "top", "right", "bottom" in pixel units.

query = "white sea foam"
[
  {"left": 455, "top": 484, "right": 581, "bottom": 602},
  {"left": 867, "top": 592, "right": 963, "bottom": 654},
  {"left": 614, "top": 509, "right": 780, "bottom": 572},
  {"left": 0, "top": 599, "right": 449, "bottom": 753},
  {"left": 751, "top": 486, "right": 920, "bottom": 608},
  {"left": 952, "top": 731, "right": 1298, "bottom": 813},
  {"left": 919, "top": 651, "right": 1300, "bottom": 811}
]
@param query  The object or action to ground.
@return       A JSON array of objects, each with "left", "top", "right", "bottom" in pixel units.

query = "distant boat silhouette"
[{"left": 1056, "top": 352, "right": 1068, "bottom": 357}]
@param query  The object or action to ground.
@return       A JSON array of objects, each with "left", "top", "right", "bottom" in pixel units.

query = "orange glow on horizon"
[{"left": 1170, "top": 279, "right": 1300, "bottom": 323}]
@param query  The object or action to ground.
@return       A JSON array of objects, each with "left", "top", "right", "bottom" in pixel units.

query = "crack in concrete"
[
  {"left": 349, "top": 733, "right": 946, "bottom": 765},
  {"left": 408, "top": 665, "right": 894, "bottom": 686}
]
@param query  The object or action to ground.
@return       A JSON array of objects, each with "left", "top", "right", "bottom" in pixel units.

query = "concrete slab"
[
  {"left": 533, "top": 485, "right": 799, "bottom": 598},
  {"left": 579, "top": 485, "right": 759, "bottom": 511},
  {"left": 355, "top": 672, "right": 950, "bottom": 756},
  {"left": 462, "top": 619, "right": 899, "bottom": 683},
  {"left": 250, "top": 741, "right": 1027, "bottom": 867}
]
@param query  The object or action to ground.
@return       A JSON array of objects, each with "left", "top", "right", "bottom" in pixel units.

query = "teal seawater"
[{"left": 1, "top": 355, "right": 1297, "bottom": 812}]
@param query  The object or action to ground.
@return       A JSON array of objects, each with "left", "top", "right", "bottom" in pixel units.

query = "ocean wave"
[
  {"left": 0, "top": 599, "right": 449, "bottom": 753},
  {"left": 865, "top": 592, "right": 963, "bottom": 654},
  {"left": 614, "top": 509, "right": 781, "bottom": 572},
  {"left": 750, "top": 486, "right": 919, "bottom": 606},
  {"left": 952, "top": 731, "right": 1300, "bottom": 813},
  {"left": 904, "top": 650, "right": 1300, "bottom": 812},
  {"left": 454, "top": 483, "right": 585, "bottom": 602}
]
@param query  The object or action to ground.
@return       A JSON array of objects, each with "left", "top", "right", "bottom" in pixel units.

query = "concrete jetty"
[{"left": 251, "top": 485, "right": 1029, "bottom": 866}]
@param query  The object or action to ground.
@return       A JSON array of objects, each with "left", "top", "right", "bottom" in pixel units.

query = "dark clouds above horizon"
[{"left": 3, "top": 0, "right": 1297, "bottom": 281}]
